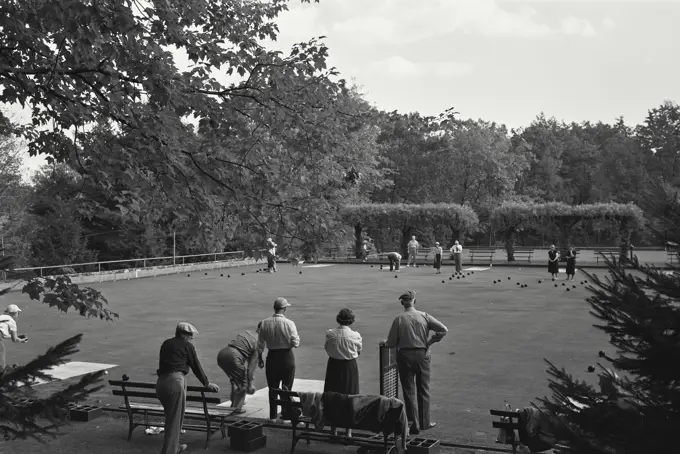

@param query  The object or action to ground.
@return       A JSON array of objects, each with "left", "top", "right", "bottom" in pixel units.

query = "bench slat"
[
  {"left": 123, "top": 403, "right": 233, "bottom": 416},
  {"left": 492, "top": 421, "right": 520, "bottom": 430},
  {"left": 113, "top": 389, "right": 221, "bottom": 404},
  {"left": 489, "top": 409, "right": 519, "bottom": 417},
  {"left": 271, "top": 399, "right": 303, "bottom": 408},
  {"left": 109, "top": 380, "right": 218, "bottom": 393}
]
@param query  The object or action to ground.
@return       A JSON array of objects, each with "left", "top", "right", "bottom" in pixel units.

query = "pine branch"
[{"left": 0, "top": 334, "right": 105, "bottom": 442}]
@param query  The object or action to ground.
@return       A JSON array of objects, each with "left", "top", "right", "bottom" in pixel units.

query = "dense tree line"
[{"left": 1, "top": 99, "right": 678, "bottom": 266}]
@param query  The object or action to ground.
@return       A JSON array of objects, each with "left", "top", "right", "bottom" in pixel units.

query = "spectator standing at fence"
[
  {"left": 217, "top": 330, "right": 259, "bottom": 414},
  {"left": 548, "top": 245, "right": 560, "bottom": 280},
  {"left": 407, "top": 236, "right": 420, "bottom": 267},
  {"left": 450, "top": 240, "right": 463, "bottom": 272},
  {"left": 386, "top": 251, "right": 402, "bottom": 271},
  {"left": 156, "top": 323, "right": 219, "bottom": 454},
  {"left": 257, "top": 297, "right": 300, "bottom": 422},
  {"left": 324, "top": 308, "right": 363, "bottom": 437},
  {"left": 433, "top": 242, "right": 443, "bottom": 274},
  {"left": 381, "top": 290, "right": 448, "bottom": 435},
  {"left": 0, "top": 304, "right": 28, "bottom": 370},
  {"left": 361, "top": 240, "right": 370, "bottom": 262},
  {"left": 266, "top": 238, "right": 277, "bottom": 273},
  {"left": 565, "top": 246, "right": 576, "bottom": 281}
]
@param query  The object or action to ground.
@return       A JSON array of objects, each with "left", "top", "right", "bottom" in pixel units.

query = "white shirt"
[
  {"left": 257, "top": 314, "right": 300, "bottom": 351},
  {"left": 325, "top": 326, "right": 362, "bottom": 360},
  {"left": 451, "top": 244, "right": 463, "bottom": 254},
  {"left": 0, "top": 314, "right": 17, "bottom": 339},
  {"left": 408, "top": 240, "right": 419, "bottom": 250},
  {"left": 433, "top": 246, "right": 443, "bottom": 255}
]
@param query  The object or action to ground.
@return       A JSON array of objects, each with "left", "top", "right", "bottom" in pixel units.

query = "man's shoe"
[
  {"left": 177, "top": 444, "right": 188, "bottom": 452},
  {"left": 422, "top": 422, "right": 437, "bottom": 430}
]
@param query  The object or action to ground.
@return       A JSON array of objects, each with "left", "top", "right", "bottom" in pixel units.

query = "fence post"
[
  {"left": 143, "top": 259, "right": 146, "bottom": 268},
  {"left": 98, "top": 263, "right": 101, "bottom": 274},
  {"left": 214, "top": 253, "right": 217, "bottom": 262}
]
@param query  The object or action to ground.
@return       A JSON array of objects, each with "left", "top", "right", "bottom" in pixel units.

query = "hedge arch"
[
  {"left": 490, "top": 202, "right": 644, "bottom": 261},
  {"left": 341, "top": 203, "right": 479, "bottom": 257}
]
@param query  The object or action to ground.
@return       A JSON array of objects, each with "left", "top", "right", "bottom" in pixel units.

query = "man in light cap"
[
  {"left": 156, "top": 322, "right": 219, "bottom": 454},
  {"left": 381, "top": 290, "right": 448, "bottom": 435},
  {"left": 257, "top": 297, "right": 300, "bottom": 422},
  {"left": 0, "top": 304, "right": 28, "bottom": 370},
  {"left": 266, "top": 238, "right": 278, "bottom": 273},
  {"left": 386, "top": 251, "right": 402, "bottom": 272}
]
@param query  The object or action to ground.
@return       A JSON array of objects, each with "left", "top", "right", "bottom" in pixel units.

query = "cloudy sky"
[
  {"left": 15, "top": 0, "right": 680, "bottom": 178},
  {"left": 271, "top": 0, "right": 679, "bottom": 129}
]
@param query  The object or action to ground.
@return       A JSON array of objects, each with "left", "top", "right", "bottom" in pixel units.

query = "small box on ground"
[
  {"left": 68, "top": 403, "right": 102, "bottom": 422},
  {"left": 227, "top": 420, "right": 263, "bottom": 440},
  {"left": 406, "top": 437, "right": 440, "bottom": 454},
  {"left": 230, "top": 434, "right": 267, "bottom": 452}
]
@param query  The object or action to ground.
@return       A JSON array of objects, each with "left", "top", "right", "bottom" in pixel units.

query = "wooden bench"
[
  {"left": 667, "top": 249, "right": 679, "bottom": 266},
  {"left": 272, "top": 388, "right": 399, "bottom": 454},
  {"left": 490, "top": 409, "right": 572, "bottom": 454},
  {"left": 109, "top": 379, "right": 232, "bottom": 449},
  {"left": 469, "top": 248, "right": 496, "bottom": 265},
  {"left": 509, "top": 249, "right": 534, "bottom": 263},
  {"left": 595, "top": 248, "right": 622, "bottom": 265}
]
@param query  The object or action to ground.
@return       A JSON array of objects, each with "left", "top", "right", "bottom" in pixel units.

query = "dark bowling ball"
[
  {"left": 566, "top": 288, "right": 570, "bottom": 292},
  {"left": 516, "top": 282, "right": 520, "bottom": 286},
  {"left": 187, "top": 274, "right": 190, "bottom": 277},
  {"left": 122, "top": 374, "right": 130, "bottom": 381},
  {"left": 493, "top": 280, "right": 496, "bottom": 284},
  {"left": 205, "top": 273, "right": 207, "bottom": 275},
  {"left": 299, "top": 271, "right": 302, "bottom": 274},
  {"left": 573, "top": 285, "right": 576, "bottom": 288},
  {"left": 449, "top": 277, "right": 452, "bottom": 280},
  {"left": 457, "top": 277, "right": 460, "bottom": 279},
  {"left": 227, "top": 275, "right": 230, "bottom": 278},
  {"left": 587, "top": 366, "right": 595, "bottom": 373},
  {"left": 562, "top": 283, "right": 566, "bottom": 286},
  {"left": 598, "top": 350, "right": 606, "bottom": 358},
  {"left": 220, "top": 274, "right": 223, "bottom": 277},
  {"left": 538, "top": 280, "right": 542, "bottom": 283},
  {"left": 508, "top": 277, "right": 511, "bottom": 280},
  {"left": 371, "top": 265, "right": 374, "bottom": 268},
  {"left": 555, "top": 284, "right": 558, "bottom": 287},
  {"left": 442, "top": 280, "right": 445, "bottom": 283},
  {"left": 241, "top": 272, "right": 245, "bottom": 276},
  {"left": 395, "top": 275, "right": 398, "bottom": 278},
  {"left": 552, "top": 278, "right": 555, "bottom": 281},
  {"left": 471, "top": 271, "right": 474, "bottom": 274}
]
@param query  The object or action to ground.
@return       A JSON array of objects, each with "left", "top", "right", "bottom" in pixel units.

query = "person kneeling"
[{"left": 217, "top": 331, "right": 259, "bottom": 413}]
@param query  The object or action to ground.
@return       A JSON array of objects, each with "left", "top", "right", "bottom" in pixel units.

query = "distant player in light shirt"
[
  {"left": 0, "top": 304, "right": 28, "bottom": 370},
  {"left": 266, "top": 238, "right": 278, "bottom": 273},
  {"left": 450, "top": 241, "right": 463, "bottom": 273},
  {"left": 407, "top": 236, "right": 420, "bottom": 267}
]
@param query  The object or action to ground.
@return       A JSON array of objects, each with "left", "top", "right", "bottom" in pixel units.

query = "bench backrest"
[
  {"left": 109, "top": 380, "right": 221, "bottom": 405},
  {"left": 270, "top": 388, "right": 303, "bottom": 409}
]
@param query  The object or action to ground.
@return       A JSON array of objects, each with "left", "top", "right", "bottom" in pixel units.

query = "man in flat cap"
[
  {"left": 156, "top": 323, "right": 219, "bottom": 454},
  {"left": 257, "top": 297, "right": 300, "bottom": 422},
  {"left": 0, "top": 304, "right": 28, "bottom": 370},
  {"left": 381, "top": 290, "right": 448, "bottom": 435}
]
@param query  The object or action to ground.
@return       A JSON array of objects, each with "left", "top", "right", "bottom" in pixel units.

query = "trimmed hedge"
[
  {"left": 342, "top": 203, "right": 479, "bottom": 232},
  {"left": 341, "top": 203, "right": 479, "bottom": 257},
  {"left": 490, "top": 201, "right": 644, "bottom": 261},
  {"left": 490, "top": 201, "right": 644, "bottom": 232}
]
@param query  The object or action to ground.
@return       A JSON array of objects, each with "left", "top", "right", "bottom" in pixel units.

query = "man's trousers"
[
  {"left": 266, "top": 349, "right": 296, "bottom": 419},
  {"left": 156, "top": 372, "right": 186, "bottom": 454},
  {"left": 397, "top": 348, "right": 432, "bottom": 431}
]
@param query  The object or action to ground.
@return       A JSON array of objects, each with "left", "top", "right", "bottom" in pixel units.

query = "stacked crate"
[{"left": 228, "top": 420, "right": 266, "bottom": 452}]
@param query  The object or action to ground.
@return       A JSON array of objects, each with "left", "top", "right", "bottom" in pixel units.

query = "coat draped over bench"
[{"left": 298, "top": 391, "right": 408, "bottom": 449}]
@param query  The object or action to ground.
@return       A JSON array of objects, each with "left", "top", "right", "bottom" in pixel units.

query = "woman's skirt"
[
  {"left": 324, "top": 357, "right": 359, "bottom": 395},
  {"left": 548, "top": 260, "right": 559, "bottom": 274},
  {"left": 566, "top": 258, "right": 576, "bottom": 275},
  {"left": 434, "top": 254, "right": 442, "bottom": 270}
]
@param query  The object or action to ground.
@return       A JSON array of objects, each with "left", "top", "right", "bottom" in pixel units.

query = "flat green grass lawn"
[{"left": 5, "top": 263, "right": 610, "bottom": 443}]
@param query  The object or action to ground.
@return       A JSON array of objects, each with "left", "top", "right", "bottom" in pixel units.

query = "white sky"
[{"left": 9, "top": 0, "right": 680, "bottom": 180}]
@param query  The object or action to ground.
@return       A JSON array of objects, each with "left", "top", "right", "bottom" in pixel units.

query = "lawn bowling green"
[{"left": 6, "top": 263, "right": 608, "bottom": 443}]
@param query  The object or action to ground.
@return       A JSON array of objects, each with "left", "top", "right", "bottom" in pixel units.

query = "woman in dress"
[
  {"left": 324, "top": 308, "right": 362, "bottom": 437},
  {"left": 433, "top": 242, "right": 443, "bottom": 274},
  {"left": 565, "top": 246, "right": 576, "bottom": 281},
  {"left": 548, "top": 245, "right": 560, "bottom": 280}
]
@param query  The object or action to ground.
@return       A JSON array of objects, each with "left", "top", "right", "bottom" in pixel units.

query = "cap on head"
[
  {"left": 336, "top": 308, "right": 355, "bottom": 326},
  {"left": 176, "top": 322, "right": 198, "bottom": 336},
  {"left": 454, "top": 240, "right": 459, "bottom": 245},
  {"left": 435, "top": 242, "right": 440, "bottom": 245},
  {"left": 399, "top": 289, "right": 416, "bottom": 302},
  {"left": 273, "top": 297, "right": 290, "bottom": 310},
  {"left": 267, "top": 238, "right": 273, "bottom": 242},
  {"left": 6, "top": 304, "right": 21, "bottom": 314}
]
